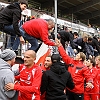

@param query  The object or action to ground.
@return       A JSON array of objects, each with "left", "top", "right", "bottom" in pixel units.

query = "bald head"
[
  {"left": 24, "top": 50, "right": 36, "bottom": 68},
  {"left": 24, "top": 50, "right": 36, "bottom": 58}
]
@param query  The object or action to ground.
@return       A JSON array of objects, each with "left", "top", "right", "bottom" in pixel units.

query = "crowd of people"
[{"left": 0, "top": 0, "right": 100, "bottom": 100}]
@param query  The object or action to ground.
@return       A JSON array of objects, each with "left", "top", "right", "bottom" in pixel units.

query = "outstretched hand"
[{"left": 55, "top": 38, "right": 62, "bottom": 47}]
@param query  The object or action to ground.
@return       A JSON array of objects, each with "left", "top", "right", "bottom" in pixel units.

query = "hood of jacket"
[
  {"left": 50, "top": 62, "right": 66, "bottom": 75},
  {"left": 0, "top": 58, "right": 11, "bottom": 70}
]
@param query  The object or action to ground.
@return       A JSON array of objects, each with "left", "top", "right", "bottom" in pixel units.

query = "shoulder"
[{"left": 33, "top": 64, "right": 42, "bottom": 72}]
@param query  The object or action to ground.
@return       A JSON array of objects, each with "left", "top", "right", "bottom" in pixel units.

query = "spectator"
[
  {"left": 84, "top": 58, "right": 99, "bottom": 100},
  {"left": 88, "top": 37, "right": 100, "bottom": 56},
  {"left": 12, "top": 18, "right": 55, "bottom": 52},
  {"left": 73, "top": 36, "right": 92, "bottom": 59},
  {"left": 40, "top": 54, "right": 75, "bottom": 100},
  {"left": 97, "top": 37, "right": 100, "bottom": 46},
  {"left": 0, "top": 49, "right": 16, "bottom": 100},
  {"left": 73, "top": 32, "right": 79, "bottom": 39},
  {"left": 8, "top": 14, "right": 36, "bottom": 53},
  {"left": 0, "top": 0, "right": 28, "bottom": 48},
  {"left": 5, "top": 50, "right": 42, "bottom": 100},
  {"left": 55, "top": 38, "right": 93, "bottom": 100},
  {"left": 57, "top": 30, "right": 75, "bottom": 50}
]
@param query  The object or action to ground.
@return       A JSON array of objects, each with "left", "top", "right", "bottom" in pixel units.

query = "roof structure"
[{"left": 30, "top": 0, "right": 100, "bottom": 28}]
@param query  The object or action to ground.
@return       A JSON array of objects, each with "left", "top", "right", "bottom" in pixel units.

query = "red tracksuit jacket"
[
  {"left": 84, "top": 67, "right": 99, "bottom": 100},
  {"left": 14, "top": 64, "right": 42, "bottom": 100},
  {"left": 58, "top": 46, "right": 93, "bottom": 93},
  {"left": 22, "top": 18, "right": 55, "bottom": 46},
  {"left": 96, "top": 65, "right": 100, "bottom": 94},
  {"left": 84, "top": 67, "right": 99, "bottom": 94}
]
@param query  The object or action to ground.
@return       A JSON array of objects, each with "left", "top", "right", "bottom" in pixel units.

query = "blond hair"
[{"left": 79, "top": 52, "right": 86, "bottom": 61}]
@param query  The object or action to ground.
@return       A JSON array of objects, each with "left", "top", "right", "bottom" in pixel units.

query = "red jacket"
[
  {"left": 58, "top": 46, "right": 93, "bottom": 93},
  {"left": 84, "top": 67, "right": 99, "bottom": 94},
  {"left": 14, "top": 64, "right": 42, "bottom": 100},
  {"left": 22, "top": 18, "right": 55, "bottom": 46},
  {"left": 96, "top": 65, "right": 100, "bottom": 90}
]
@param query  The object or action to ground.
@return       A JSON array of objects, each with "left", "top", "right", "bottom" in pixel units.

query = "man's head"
[
  {"left": 88, "top": 37, "right": 93, "bottom": 44},
  {"left": 82, "top": 35, "right": 88, "bottom": 42},
  {"left": 97, "top": 37, "right": 100, "bottom": 42},
  {"left": 46, "top": 19, "right": 55, "bottom": 30},
  {"left": 73, "top": 32, "right": 79, "bottom": 39},
  {"left": 24, "top": 50, "right": 36, "bottom": 68},
  {"left": 51, "top": 54, "right": 61, "bottom": 63},
  {"left": 86, "top": 58, "right": 95, "bottom": 67},
  {"left": 75, "top": 52, "right": 86, "bottom": 61},
  {"left": 0, "top": 49, "right": 16, "bottom": 66},
  {"left": 18, "top": 0, "right": 28, "bottom": 11},
  {"left": 83, "top": 36, "right": 88, "bottom": 42},
  {"left": 44, "top": 55, "right": 52, "bottom": 69},
  {"left": 95, "top": 55, "right": 100, "bottom": 65}
]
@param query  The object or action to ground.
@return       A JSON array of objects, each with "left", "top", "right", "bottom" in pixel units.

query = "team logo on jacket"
[{"left": 75, "top": 66, "right": 84, "bottom": 73}]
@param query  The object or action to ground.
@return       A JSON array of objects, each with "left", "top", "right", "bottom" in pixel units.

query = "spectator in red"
[
  {"left": 55, "top": 38, "right": 93, "bottom": 100},
  {"left": 84, "top": 58, "right": 99, "bottom": 100},
  {"left": 15, "top": 18, "right": 55, "bottom": 52},
  {"left": 5, "top": 50, "right": 42, "bottom": 100}
]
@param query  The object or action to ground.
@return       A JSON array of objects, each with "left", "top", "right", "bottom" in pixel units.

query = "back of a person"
[
  {"left": 45, "top": 62, "right": 74, "bottom": 100},
  {"left": 22, "top": 18, "right": 48, "bottom": 39},
  {"left": 58, "top": 30, "right": 70, "bottom": 41},
  {"left": 0, "top": 58, "right": 15, "bottom": 100},
  {"left": 0, "top": 69, "right": 11, "bottom": 100}
]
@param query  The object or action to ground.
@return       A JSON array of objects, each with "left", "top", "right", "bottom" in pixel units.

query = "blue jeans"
[
  {"left": 67, "top": 45, "right": 75, "bottom": 57},
  {"left": 19, "top": 26, "right": 39, "bottom": 51},
  {"left": 3, "top": 25, "right": 18, "bottom": 50}
]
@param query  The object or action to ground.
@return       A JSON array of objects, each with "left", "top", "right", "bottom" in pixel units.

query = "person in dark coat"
[
  {"left": 0, "top": 0, "right": 28, "bottom": 46},
  {"left": 40, "top": 54, "right": 75, "bottom": 100},
  {"left": 88, "top": 37, "right": 100, "bottom": 56},
  {"left": 57, "top": 30, "right": 76, "bottom": 49},
  {"left": 73, "top": 36, "right": 93, "bottom": 58}
]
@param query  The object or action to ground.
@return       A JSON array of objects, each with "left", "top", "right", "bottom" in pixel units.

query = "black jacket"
[
  {"left": 0, "top": 2, "right": 22, "bottom": 36},
  {"left": 73, "top": 37, "right": 92, "bottom": 55},
  {"left": 40, "top": 62, "right": 74, "bottom": 100},
  {"left": 89, "top": 38, "right": 100, "bottom": 54},
  {"left": 58, "top": 30, "right": 76, "bottom": 49}
]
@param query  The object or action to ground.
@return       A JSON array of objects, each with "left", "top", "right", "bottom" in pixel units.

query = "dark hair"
[
  {"left": 18, "top": 0, "right": 28, "bottom": 7},
  {"left": 73, "top": 32, "right": 79, "bottom": 36},
  {"left": 51, "top": 54, "right": 61, "bottom": 63},
  {"left": 88, "top": 37, "right": 92, "bottom": 41},
  {"left": 89, "top": 58, "right": 95, "bottom": 67}
]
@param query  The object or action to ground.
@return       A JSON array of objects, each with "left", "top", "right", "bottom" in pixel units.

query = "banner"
[{"left": 35, "top": 43, "right": 51, "bottom": 66}]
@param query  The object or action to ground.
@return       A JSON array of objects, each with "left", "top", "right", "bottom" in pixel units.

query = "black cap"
[{"left": 51, "top": 54, "right": 61, "bottom": 63}]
